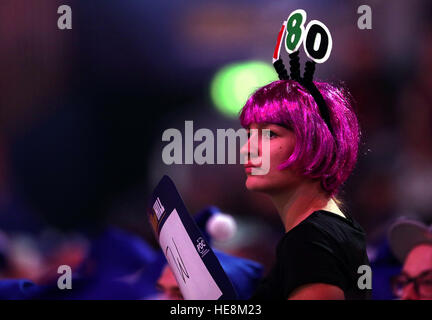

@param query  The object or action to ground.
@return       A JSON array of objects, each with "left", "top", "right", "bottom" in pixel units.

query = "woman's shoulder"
[
  {"left": 278, "top": 210, "right": 367, "bottom": 256},
  {"left": 271, "top": 210, "right": 370, "bottom": 300},
  {"left": 308, "top": 210, "right": 367, "bottom": 240}
]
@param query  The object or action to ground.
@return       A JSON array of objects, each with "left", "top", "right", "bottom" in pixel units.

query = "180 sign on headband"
[{"left": 273, "top": 9, "right": 333, "bottom": 64}]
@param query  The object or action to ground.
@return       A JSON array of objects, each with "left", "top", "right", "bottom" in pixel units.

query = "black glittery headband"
[{"left": 273, "top": 52, "right": 334, "bottom": 135}]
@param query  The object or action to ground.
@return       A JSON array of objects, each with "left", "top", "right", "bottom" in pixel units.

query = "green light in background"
[{"left": 210, "top": 61, "right": 276, "bottom": 118}]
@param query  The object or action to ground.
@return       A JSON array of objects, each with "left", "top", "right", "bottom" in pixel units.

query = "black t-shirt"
[{"left": 251, "top": 210, "right": 371, "bottom": 300}]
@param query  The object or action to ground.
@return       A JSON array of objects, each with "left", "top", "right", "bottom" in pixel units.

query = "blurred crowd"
[{"left": 0, "top": 0, "right": 432, "bottom": 299}]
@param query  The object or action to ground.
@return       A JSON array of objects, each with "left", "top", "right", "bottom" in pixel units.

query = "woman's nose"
[
  {"left": 240, "top": 134, "right": 249, "bottom": 157},
  {"left": 240, "top": 130, "right": 260, "bottom": 160}
]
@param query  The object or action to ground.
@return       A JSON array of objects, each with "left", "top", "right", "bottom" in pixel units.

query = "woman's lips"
[{"left": 244, "top": 163, "right": 259, "bottom": 174}]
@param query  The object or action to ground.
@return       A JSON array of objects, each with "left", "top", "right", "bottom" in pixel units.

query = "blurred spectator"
[
  {"left": 155, "top": 250, "right": 263, "bottom": 300},
  {"left": 388, "top": 218, "right": 432, "bottom": 300}
]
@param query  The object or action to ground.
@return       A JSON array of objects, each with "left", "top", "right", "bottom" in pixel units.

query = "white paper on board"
[{"left": 159, "top": 209, "right": 223, "bottom": 300}]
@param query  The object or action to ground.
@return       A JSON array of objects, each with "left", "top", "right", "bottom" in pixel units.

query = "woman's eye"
[{"left": 261, "top": 130, "right": 276, "bottom": 139}]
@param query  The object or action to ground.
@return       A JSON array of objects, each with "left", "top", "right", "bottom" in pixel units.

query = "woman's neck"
[{"left": 269, "top": 180, "right": 344, "bottom": 232}]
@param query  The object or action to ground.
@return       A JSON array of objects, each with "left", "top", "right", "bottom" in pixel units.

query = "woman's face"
[{"left": 240, "top": 122, "right": 301, "bottom": 194}]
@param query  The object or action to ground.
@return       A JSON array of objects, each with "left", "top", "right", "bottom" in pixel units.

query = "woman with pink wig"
[{"left": 240, "top": 51, "right": 371, "bottom": 300}]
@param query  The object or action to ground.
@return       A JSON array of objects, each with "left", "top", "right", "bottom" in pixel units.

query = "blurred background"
[{"left": 0, "top": 0, "right": 431, "bottom": 299}]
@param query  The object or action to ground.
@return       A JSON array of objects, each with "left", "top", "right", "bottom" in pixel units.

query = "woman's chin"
[{"left": 245, "top": 175, "right": 270, "bottom": 192}]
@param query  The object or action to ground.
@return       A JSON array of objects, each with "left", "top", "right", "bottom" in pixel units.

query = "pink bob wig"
[{"left": 239, "top": 79, "right": 361, "bottom": 197}]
